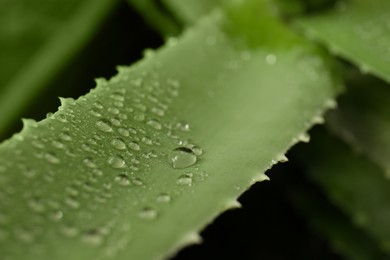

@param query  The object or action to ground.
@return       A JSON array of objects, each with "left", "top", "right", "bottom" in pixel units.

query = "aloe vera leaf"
[
  {"left": 288, "top": 180, "right": 388, "bottom": 260},
  {"left": 327, "top": 74, "right": 390, "bottom": 178},
  {"left": 0, "top": 0, "right": 341, "bottom": 259},
  {"left": 296, "top": 0, "right": 390, "bottom": 84},
  {"left": 0, "top": 0, "right": 118, "bottom": 137},
  {"left": 160, "top": 0, "right": 221, "bottom": 25},
  {"left": 325, "top": 73, "right": 390, "bottom": 179},
  {"left": 127, "top": 0, "right": 180, "bottom": 36},
  {"left": 295, "top": 129, "right": 390, "bottom": 254}
]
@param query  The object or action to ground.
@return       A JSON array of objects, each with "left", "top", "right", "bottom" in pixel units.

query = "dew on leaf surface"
[{"left": 170, "top": 147, "right": 197, "bottom": 169}]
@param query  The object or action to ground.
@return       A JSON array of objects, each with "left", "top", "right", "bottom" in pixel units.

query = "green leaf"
[
  {"left": 0, "top": 0, "right": 117, "bottom": 137},
  {"left": 0, "top": 0, "right": 341, "bottom": 259},
  {"left": 161, "top": 0, "right": 220, "bottom": 25},
  {"left": 288, "top": 181, "right": 387, "bottom": 260},
  {"left": 127, "top": 0, "right": 181, "bottom": 36},
  {"left": 295, "top": 128, "right": 390, "bottom": 254},
  {"left": 296, "top": 0, "right": 390, "bottom": 83},
  {"left": 326, "top": 73, "right": 390, "bottom": 178}
]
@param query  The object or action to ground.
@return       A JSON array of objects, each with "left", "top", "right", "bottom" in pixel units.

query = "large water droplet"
[
  {"left": 51, "top": 140, "right": 65, "bottom": 149},
  {"left": 128, "top": 141, "right": 141, "bottom": 151},
  {"left": 177, "top": 173, "right": 193, "bottom": 186},
  {"left": 151, "top": 107, "right": 165, "bottom": 117},
  {"left": 134, "top": 112, "right": 145, "bottom": 122},
  {"left": 132, "top": 177, "right": 144, "bottom": 186},
  {"left": 147, "top": 119, "right": 162, "bottom": 130},
  {"left": 83, "top": 158, "right": 97, "bottom": 168},
  {"left": 170, "top": 147, "right": 197, "bottom": 169},
  {"left": 44, "top": 152, "right": 60, "bottom": 164},
  {"left": 141, "top": 136, "right": 153, "bottom": 145},
  {"left": 59, "top": 132, "right": 72, "bottom": 141},
  {"left": 108, "top": 156, "right": 126, "bottom": 169},
  {"left": 110, "top": 93, "right": 125, "bottom": 102},
  {"left": 115, "top": 174, "right": 130, "bottom": 186},
  {"left": 176, "top": 121, "right": 190, "bottom": 132},
  {"left": 89, "top": 109, "right": 102, "bottom": 117},
  {"left": 96, "top": 120, "right": 113, "bottom": 133},
  {"left": 111, "top": 138, "right": 126, "bottom": 150},
  {"left": 118, "top": 128, "right": 130, "bottom": 137},
  {"left": 108, "top": 107, "right": 120, "bottom": 114}
]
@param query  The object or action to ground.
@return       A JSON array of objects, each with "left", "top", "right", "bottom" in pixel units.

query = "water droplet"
[
  {"left": 177, "top": 173, "right": 193, "bottom": 186},
  {"left": 65, "top": 197, "right": 80, "bottom": 209},
  {"left": 138, "top": 207, "right": 157, "bottom": 220},
  {"left": 114, "top": 101, "right": 124, "bottom": 108},
  {"left": 55, "top": 113, "right": 68, "bottom": 123},
  {"left": 110, "top": 93, "right": 125, "bottom": 102},
  {"left": 115, "top": 174, "right": 130, "bottom": 186},
  {"left": 132, "top": 177, "right": 144, "bottom": 186},
  {"left": 108, "top": 156, "right": 126, "bottom": 169},
  {"left": 28, "top": 198, "right": 46, "bottom": 213},
  {"left": 176, "top": 121, "right": 190, "bottom": 131},
  {"left": 157, "top": 193, "right": 171, "bottom": 203},
  {"left": 170, "top": 147, "right": 197, "bottom": 169},
  {"left": 93, "top": 101, "right": 104, "bottom": 110},
  {"left": 151, "top": 107, "right": 165, "bottom": 116},
  {"left": 110, "top": 117, "right": 121, "bottom": 126},
  {"left": 119, "top": 113, "right": 127, "bottom": 120},
  {"left": 66, "top": 186, "right": 79, "bottom": 197},
  {"left": 96, "top": 120, "right": 113, "bottom": 132},
  {"left": 134, "top": 112, "right": 145, "bottom": 122},
  {"left": 147, "top": 119, "right": 162, "bottom": 130},
  {"left": 49, "top": 210, "right": 64, "bottom": 222},
  {"left": 82, "top": 229, "right": 104, "bottom": 245},
  {"left": 118, "top": 128, "right": 130, "bottom": 137},
  {"left": 265, "top": 54, "right": 277, "bottom": 65},
  {"left": 108, "top": 107, "right": 120, "bottom": 114},
  {"left": 60, "top": 132, "right": 72, "bottom": 141},
  {"left": 135, "top": 103, "right": 147, "bottom": 111},
  {"left": 141, "top": 136, "right": 153, "bottom": 145},
  {"left": 44, "top": 152, "right": 60, "bottom": 164},
  {"left": 83, "top": 158, "right": 97, "bottom": 168},
  {"left": 61, "top": 224, "right": 79, "bottom": 237},
  {"left": 51, "top": 140, "right": 65, "bottom": 149},
  {"left": 191, "top": 145, "right": 203, "bottom": 156},
  {"left": 128, "top": 141, "right": 141, "bottom": 151},
  {"left": 111, "top": 138, "right": 126, "bottom": 150},
  {"left": 93, "top": 169, "right": 104, "bottom": 177},
  {"left": 89, "top": 109, "right": 102, "bottom": 117}
]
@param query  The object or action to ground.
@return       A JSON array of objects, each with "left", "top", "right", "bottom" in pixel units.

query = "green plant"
[{"left": 1, "top": 0, "right": 389, "bottom": 259}]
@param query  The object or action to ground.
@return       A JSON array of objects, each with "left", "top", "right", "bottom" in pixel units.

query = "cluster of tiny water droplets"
[{"left": 0, "top": 65, "right": 207, "bottom": 258}]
